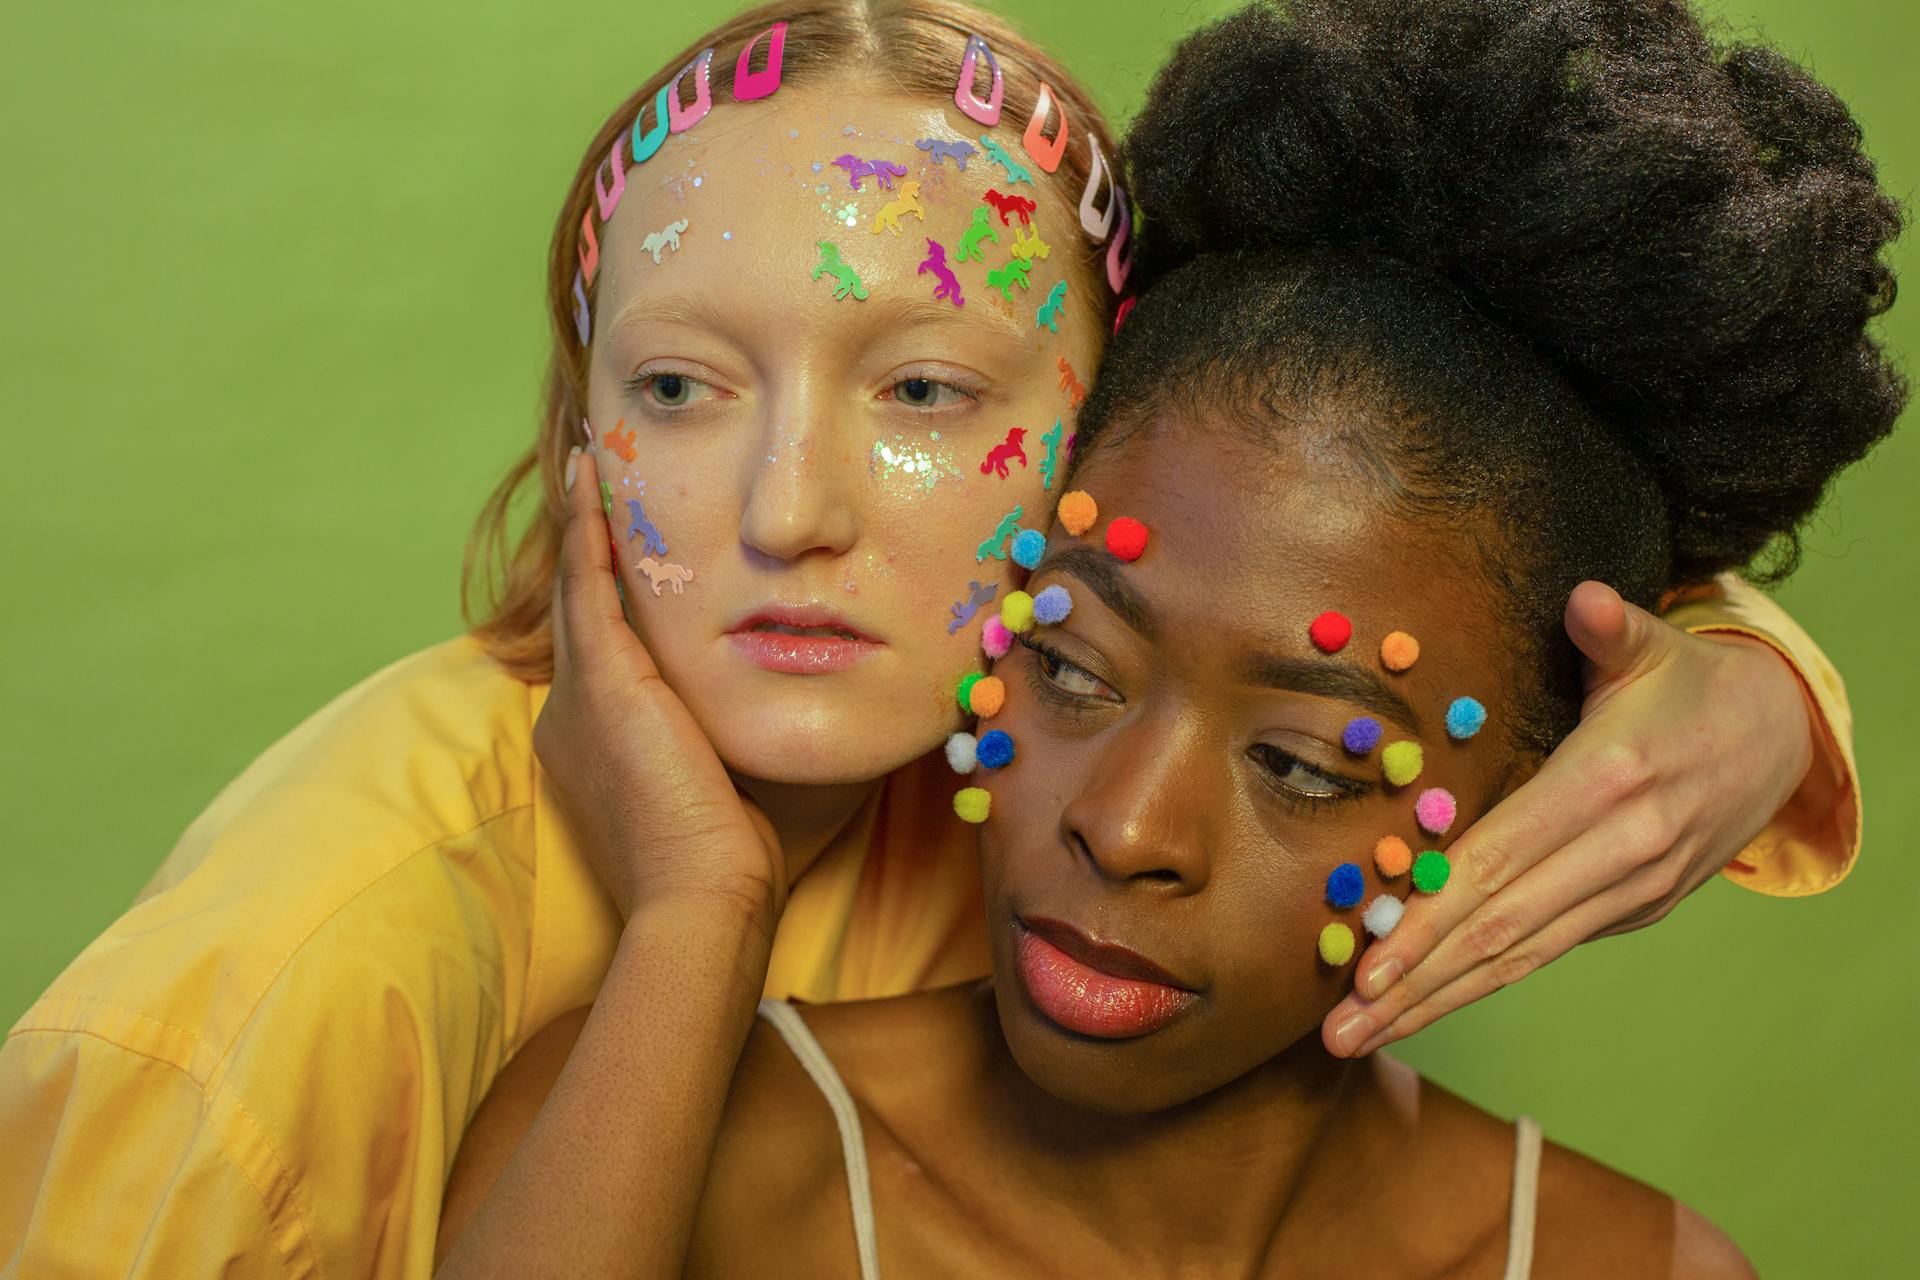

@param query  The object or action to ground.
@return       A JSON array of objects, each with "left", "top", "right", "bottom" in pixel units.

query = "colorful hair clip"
[
  {"left": 1318, "top": 922, "right": 1356, "bottom": 966},
  {"left": 811, "top": 241, "right": 868, "bottom": 301},
  {"left": 871, "top": 180, "right": 925, "bottom": 235},
  {"left": 1056, "top": 490, "right": 1097, "bottom": 536},
  {"left": 635, "top": 556, "right": 695, "bottom": 595},
  {"left": 979, "top": 135, "right": 1033, "bottom": 186},
  {"left": 1113, "top": 296, "right": 1136, "bottom": 333},
  {"left": 631, "top": 84, "right": 672, "bottom": 167},
  {"left": 1105, "top": 516, "right": 1149, "bottom": 562},
  {"left": 953, "top": 36, "right": 1004, "bottom": 126},
  {"left": 979, "top": 427, "right": 1028, "bottom": 479},
  {"left": 1326, "top": 862, "right": 1366, "bottom": 909},
  {"left": 1035, "top": 280, "right": 1068, "bottom": 332},
  {"left": 976, "top": 505, "right": 1025, "bottom": 561},
  {"left": 916, "top": 136, "right": 977, "bottom": 170},
  {"left": 1446, "top": 697, "right": 1488, "bottom": 740},
  {"left": 918, "top": 238, "right": 965, "bottom": 307},
  {"left": 1038, "top": 418, "right": 1064, "bottom": 490},
  {"left": 572, "top": 269, "right": 592, "bottom": 346},
  {"left": 732, "top": 21, "right": 787, "bottom": 102},
  {"left": 983, "top": 189, "right": 1037, "bottom": 227},
  {"left": 642, "top": 218, "right": 689, "bottom": 264},
  {"left": 1021, "top": 81, "right": 1071, "bottom": 174},
  {"left": 1362, "top": 894, "right": 1405, "bottom": 939},
  {"left": 1033, "top": 584, "right": 1072, "bottom": 624},
  {"left": 957, "top": 207, "right": 1000, "bottom": 263},
  {"left": 593, "top": 136, "right": 627, "bottom": 223},
  {"left": 985, "top": 257, "right": 1034, "bottom": 301},
  {"left": 946, "top": 579, "right": 999, "bottom": 635},
  {"left": 578, "top": 209, "right": 601, "bottom": 285},
  {"left": 668, "top": 49, "right": 715, "bottom": 132},
  {"left": 1010, "top": 528, "right": 1046, "bottom": 569},
  {"left": 1079, "top": 136, "right": 1119, "bottom": 240},
  {"left": 977, "top": 729, "right": 1016, "bottom": 769},
  {"left": 1106, "top": 190, "right": 1134, "bottom": 292}
]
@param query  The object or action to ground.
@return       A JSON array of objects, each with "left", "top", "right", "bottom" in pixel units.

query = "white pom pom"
[
  {"left": 1362, "top": 894, "right": 1405, "bottom": 940},
  {"left": 945, "top": 732, "right": 979, "bottom": 774}
]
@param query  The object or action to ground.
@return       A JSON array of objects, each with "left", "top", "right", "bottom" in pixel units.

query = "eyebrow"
[
  {"left": 1244, "top": 655, "right": 1423, "bottom": 737},
  {"left": 608, "top": 288, "right": 1028, "bottom": 349},
  {"left": 1038, "top": 544, "right": 1159, "bottom": 641}
]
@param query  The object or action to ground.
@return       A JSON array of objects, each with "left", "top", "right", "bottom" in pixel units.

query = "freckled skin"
[{"left": 586, "top": 87, "right": 1102, "bottom": 787}]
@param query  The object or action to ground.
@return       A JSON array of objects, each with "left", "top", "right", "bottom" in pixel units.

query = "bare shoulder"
[{"left": 1530, "top": 1128, "right": 1755, "bottom": 1278}]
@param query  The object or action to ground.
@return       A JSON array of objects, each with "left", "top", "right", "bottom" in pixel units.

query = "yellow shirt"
[{"left": 0, "top": 575, "right": 1858, "bottom": 1276}]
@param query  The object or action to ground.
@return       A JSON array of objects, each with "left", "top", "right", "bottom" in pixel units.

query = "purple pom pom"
[
  {"left": 1342, "top": 716, "right": 1383, "bottom": 755},
  {"left": 1032, "top": 584, "right": 1073, "bottom": 624}
]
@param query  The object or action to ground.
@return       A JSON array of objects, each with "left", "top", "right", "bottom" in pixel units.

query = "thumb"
[{"left": 1564, "top": 580, "right": 1679, "bottom": 693}]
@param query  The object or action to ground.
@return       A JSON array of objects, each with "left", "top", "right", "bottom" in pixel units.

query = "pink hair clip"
[
  {"left": 953, "top": 36, "right": 1004, "bottom": 126},
  {"left": 733, "top": 21, "right": 787, "bottom": 102},
  {"left": 1021, "top": 81, "right": 1071, "bottom": 174},
  {"left": 593, "top": 136, "right": 627, "bottom": 223},
  {"left": 668, "top": 48, "right": 715, "bottom": 132}
]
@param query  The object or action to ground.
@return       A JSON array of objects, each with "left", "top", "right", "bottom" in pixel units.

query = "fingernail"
[
  {"left": 565, "top": 445, "right": 581, "bottom": 492},
  {"left": 1364, "top": 958, "right": 1403, "bottom": 999},
  {"left": 1332, "top": 1013, "right": 1372, "bottom": 1056}
]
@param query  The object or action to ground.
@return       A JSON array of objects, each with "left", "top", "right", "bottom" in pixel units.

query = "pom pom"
[
  {"left": 1381, "top": 740, "right": 1424, "bottom": 786},
  {"left": 976, "top": 729, "right": 1016, "bottom": 769},
  {"left": 953, "top": 787, "right": 991, "bottom": 823},
  {"left": 1380, "top": 631, "right": 1420, "bottom": 671},
  {"left": 1057, "top": 490, "right": 1098, "bottom": 536},
  {"left": 1414, "top": 787, "right": 1457, "bottom": 834},
  {"left": 956, "top": 671, "right": 982, "bottom": 713},
  {"left": 1000, "top": 590, "right": 1036, "bottom": 633},
  {"left": 1446, "top": 696, "right": 1488, "bottom": 740},
  {"left": 1032, "top": 584, "right": 1073, "bottom": 624},
  {"left": 981, "top": 616, "right": 1014, "bottom": 658},
  {"left": 968, "top": 675, "right": 1007, "bottom": 717},
  {"left": 1373, "top": 835, "right": 1413, "bottom": 878},
  {"left": 945, "top": 732, "right": 979, "bottom": 774},
  {"left": 1011, "top": 528, "right": 1046, "bottom": 569},
  {"left": 1342, "top": 716, "right": 1382, "bottom": 755},
  {"left": 1362, "top": 894, "right": 1405, "bottom": 939},
  {"left": 1105, "top": 517, "right": 1149, "bottom": 561},
  {"left": 1411, "top": 850, "right": 1451, "bottom": 894},
  {"left": 1318, "top": 922, "right": 1356, "bottom": 967},
  {"left": 1308, "top": 610, "right": 1352, "bottom": 653},
  {"left": 1326, "top": 861, "right": 1365, "bottom": 909}
]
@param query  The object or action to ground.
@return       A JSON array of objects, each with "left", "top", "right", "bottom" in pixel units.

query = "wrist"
[{"left": 1697, "top": 628, "right": 1817, "bottom": 786}]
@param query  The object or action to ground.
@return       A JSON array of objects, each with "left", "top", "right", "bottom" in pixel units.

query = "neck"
[
  {"left": 972, "top": 988, "right": 1375, "bottom": 1271},
  {"left": 731, "top": 771, "right": 884, "bottom": 887}
]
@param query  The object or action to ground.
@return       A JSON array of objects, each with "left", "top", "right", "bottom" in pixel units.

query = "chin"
[{"left": 682, "top": 670, "right": 954, "bottom": 786}]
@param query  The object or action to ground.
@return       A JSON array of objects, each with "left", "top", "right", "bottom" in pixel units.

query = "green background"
[{"left": 3, "top": 1, "right": 1913, "bottom": 1271}]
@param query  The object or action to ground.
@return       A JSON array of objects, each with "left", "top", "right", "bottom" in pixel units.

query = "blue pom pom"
[
  {"left": 1011, "top": 529, "right": 1046, "bottom": 569},
  {"left": 976, "top": 729, "right": 1016, "bottom": 769},
  {"left": 1342, "top": 716, "right": 1382, "bottom": 755},
  {"left": 1032, "top": 584, "right": 1073, "bottom": 624},
  {"left": 1446, "top": 696, "right": 1487, "bottom": 740},
  {"left": 1326, "top": 861, "right": 1365, "bottom": 909}
]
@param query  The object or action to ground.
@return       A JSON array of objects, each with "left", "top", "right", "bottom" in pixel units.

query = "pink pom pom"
[
  {"left": 981, "top": 616, "right": 1014, "bottom": 658},
  {"left": 1414, "top": 787, "right": 1457, "bottom": 835}
]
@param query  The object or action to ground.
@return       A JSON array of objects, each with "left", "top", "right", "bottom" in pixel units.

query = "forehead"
[{"left": 1071, "top": 415, "right": 1505, "bottom": 699}]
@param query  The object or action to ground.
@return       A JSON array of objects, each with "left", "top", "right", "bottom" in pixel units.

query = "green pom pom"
[
  {"left": 1412, "top": 850, "right": 1451, "bottom": 894},
  {"left": 953, "top": 787, "right": 991, "bottom": 823},
  {"left": 1381, "top": 740, "right": 1424, "bottom": 787},
  {"left": 956, "top": 671, "right": 983, "bottom": 713}
]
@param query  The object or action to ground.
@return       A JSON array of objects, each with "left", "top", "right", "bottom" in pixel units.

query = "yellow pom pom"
[
  {"left": 1057, "top": 490, "right": 1098, "bottom": 536},
  {"left": 1001, "top": 590, "right": 1036, "bottom": 633},
  {"left": 1380, "top": 631, "right": 1420, "bottom": 672},
  {"left": 1381, "top": 740, "right": 1424, "bottom": 787},
  {"left": 1318, "top": 922, "right": 1356, "bottom": 966},
  {"left": 968, "top": 675, "right": 1007, "bottom": 717},
  {"left": 953, "top": 787, "right": 991, "bottom": 823}
]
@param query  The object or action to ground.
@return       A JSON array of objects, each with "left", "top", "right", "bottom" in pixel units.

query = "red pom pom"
[
  {"left": 1309, "top": 610, "right": 1352, "bottom": 653},
  {"left": 1106, "top": 517, "right": 1149, "bottom": 562}
]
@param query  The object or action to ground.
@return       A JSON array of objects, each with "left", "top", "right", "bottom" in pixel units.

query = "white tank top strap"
[
  {"left": 1504, "top": 1114, "right": 1544, "bottom": 1279},
  {"left": 755, "top": 998, "right": 882, "bottom": 1280}
]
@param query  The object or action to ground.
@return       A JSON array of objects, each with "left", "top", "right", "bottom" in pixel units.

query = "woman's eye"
[
  {"left": 1031, "top": 640, "right": 1115, "bottom": 700},
  {"left": 1252, "top": 745, "right": 1355, "bottom": 801},
  {"left": 888, "top": 376, "right": 976, "bottom": 409},
  {"left": 627, "top": 370, "right": 713, "bottom": 409}
]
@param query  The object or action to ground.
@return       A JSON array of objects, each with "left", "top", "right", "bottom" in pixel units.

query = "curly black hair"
[{"left": 1078, "top": 0, "right": 1906, "bottom": 752}]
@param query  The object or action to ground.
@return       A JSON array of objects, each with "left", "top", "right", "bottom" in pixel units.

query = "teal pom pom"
[
  {"left": 1011, "top": 529, "right": 1046, "bottom": 569},
  {"left": 1446, "top": 697, "right": 1487, "bottom": 740}
]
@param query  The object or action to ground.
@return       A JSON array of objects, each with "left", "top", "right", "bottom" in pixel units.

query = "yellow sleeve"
[{"left": 1660, "top": 573, "right": 1860, "bottom": 897}]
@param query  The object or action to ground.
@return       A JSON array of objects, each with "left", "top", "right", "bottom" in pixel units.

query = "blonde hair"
[{"left": 460, "top": 0, "right": 1125, "bottom": 681}]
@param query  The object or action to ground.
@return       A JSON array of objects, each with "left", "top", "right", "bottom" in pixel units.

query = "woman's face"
[
  {"left": 980, "top": 414, "right": 1526, "bottom": 1114},
  {"left": 584, "top": 87, "right": 1104, "bottom": 786}
]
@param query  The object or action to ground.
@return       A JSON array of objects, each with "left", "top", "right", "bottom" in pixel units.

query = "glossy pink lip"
[
  {"left": 1013, "top": 914, "right": 1199, "bottom": 1040},
  {"left": 726, "top": 606, "right": 882, "bottom": 675}
]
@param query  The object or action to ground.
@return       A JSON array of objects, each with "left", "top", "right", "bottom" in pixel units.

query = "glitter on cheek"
[
  {"left": 723, "top": 231, "right": 733, "bottom": 241},
  {"left": 869, "top": 436, "right": 963, "bottom": 490}
]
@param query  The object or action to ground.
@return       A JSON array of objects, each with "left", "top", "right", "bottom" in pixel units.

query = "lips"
[
  {"left": 725, "top": 605, "right": 882, "bottom": 675},
  {"left": 727, "top": 605, "right": 878, "bottom": 644},
  {"left": 1013, "top": 914, "right": 1199, "bottom": 1040}
]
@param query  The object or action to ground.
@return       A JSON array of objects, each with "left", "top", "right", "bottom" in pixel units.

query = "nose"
[
  {"left": 1058, "top": 710, "right": 1216, "bottom": 893},
  {"left": 737, "top": 383, "right": 858, "bottom": 564}
]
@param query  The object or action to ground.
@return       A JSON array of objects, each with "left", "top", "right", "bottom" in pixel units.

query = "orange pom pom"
[
  {"left": 1380, "top": 631, "right": 1420, "bottom": 672},
  {"left": 1057, "top": 490, "right": 1098, "bottom": 537},
  {"left": 1374, "top": 835, "right": 1413, "bottom": 878},
  {"left": 968, "top": 675, "right": 1007, "bottom": 717}
]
